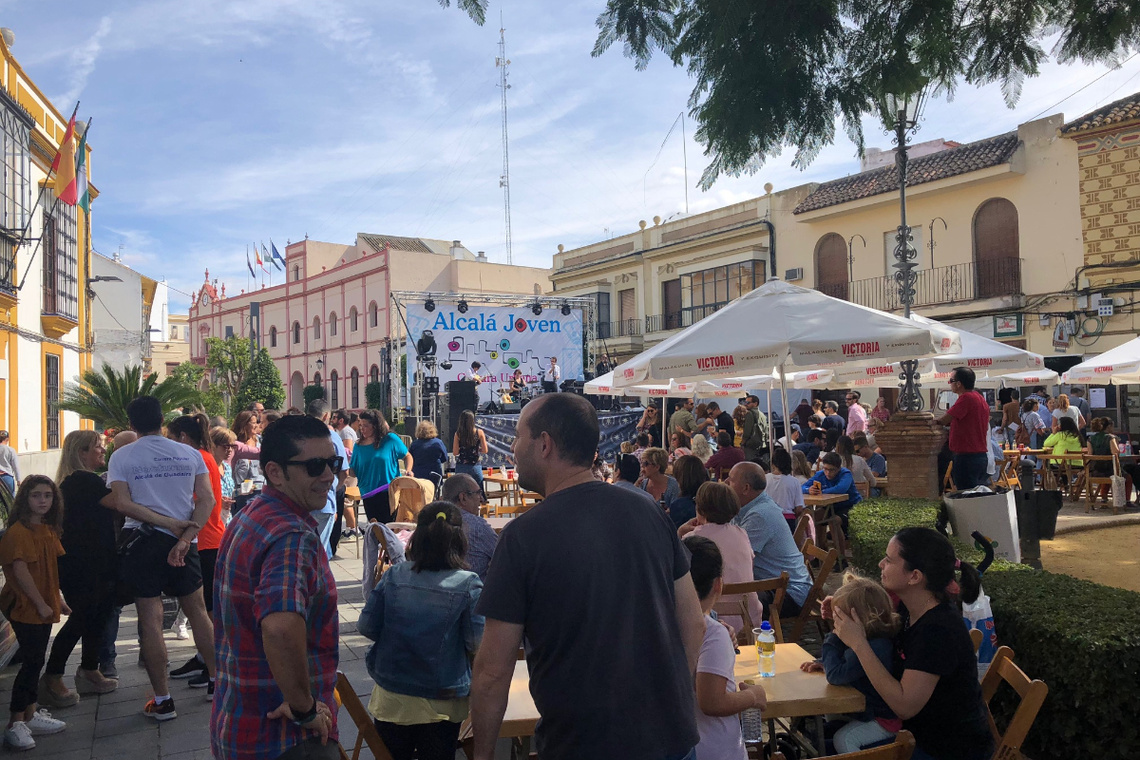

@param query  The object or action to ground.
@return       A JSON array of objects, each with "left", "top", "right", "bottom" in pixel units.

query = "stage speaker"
[
  {"left": 499, "top": 402, "right": 521, "bottom": 414},
  {"left": 447, "top": 380, "right": 478, "bottom": 440}
]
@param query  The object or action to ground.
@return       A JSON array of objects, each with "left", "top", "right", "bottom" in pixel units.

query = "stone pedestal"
[{"left": 876, "top": 411, "right": 947, "bottom": 500}]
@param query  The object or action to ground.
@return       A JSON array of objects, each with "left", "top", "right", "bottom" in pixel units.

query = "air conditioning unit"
[{"left": 784, "top": 267, "right": 804, "bottom": 282}]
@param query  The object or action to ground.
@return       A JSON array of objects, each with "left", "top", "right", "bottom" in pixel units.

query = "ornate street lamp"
[{"left": 883, "top": 86, "right": 927, "bottom": 412}]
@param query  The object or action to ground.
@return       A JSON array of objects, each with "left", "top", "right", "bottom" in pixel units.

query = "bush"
[
  {"left": 364, "top": 381, "right": 386, "bottom": 411},
  {"left": 302, "top": 384, "right": 326, "bottom": 406},
  {"left": 848, "top": 497, "right": 1140, "bottom": 760},
  {"left": 236, "top": 349, "right": 286, "bottom": 411}
]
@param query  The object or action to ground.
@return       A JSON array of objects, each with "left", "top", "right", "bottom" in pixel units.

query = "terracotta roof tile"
[
  {"left": 1061, "top": 92, "right": 1140, "bottom": 135},
  {"left": 359, "top": 233, "right": 434, "bottom": 254},
  {"left": 792, "top": 132, "right": 1021, "bottom": 214}
]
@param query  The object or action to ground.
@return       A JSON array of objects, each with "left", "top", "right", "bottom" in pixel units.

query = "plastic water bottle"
[{"left": 757, "top": 621, "right": 776, "bottom": 677}]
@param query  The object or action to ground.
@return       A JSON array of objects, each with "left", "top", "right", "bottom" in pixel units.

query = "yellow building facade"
[{"left": 0, "top": 33, "right": 95, "bottom": 476}]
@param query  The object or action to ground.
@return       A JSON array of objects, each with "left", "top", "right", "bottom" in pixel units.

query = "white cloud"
[{"left": 55, "top": 16, "right": 111, "bottom": 106}]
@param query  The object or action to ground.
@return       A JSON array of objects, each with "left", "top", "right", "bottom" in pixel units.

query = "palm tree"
[{"left": 60, "top": 363, "right": 201, "bottom": 431}]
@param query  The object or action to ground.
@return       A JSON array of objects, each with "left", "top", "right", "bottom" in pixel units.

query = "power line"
[{"left": 1028, "top": 52, "right": 1139, "bottom": 121}]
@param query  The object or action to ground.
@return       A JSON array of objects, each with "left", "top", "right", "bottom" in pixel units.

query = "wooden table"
[
  {"left": 495, "top": 643, "right": 862, "bottom": 754},
  {"left": 802, "top": 493, "right": 847, "bottom": 508},
  {"left": 483, "top": 471, "right": 520, "bottom": 508},
  {"left": 485, "top": 516, "right": 515, "bottom": 534}
]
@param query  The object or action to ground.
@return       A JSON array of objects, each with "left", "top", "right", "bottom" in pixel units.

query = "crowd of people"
[{"left": 0, "top": 377, "right": 1027, "bottom": 759}]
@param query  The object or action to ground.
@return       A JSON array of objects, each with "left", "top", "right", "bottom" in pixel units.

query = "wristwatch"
[{"left": 291, "top": 697, "right": 319, "bottom": 726}]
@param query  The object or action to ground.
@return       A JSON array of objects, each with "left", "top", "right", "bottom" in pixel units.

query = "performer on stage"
[
  {"left": 542, "top": 356, "right": 561, "bottom": 394},
  {"left": 469, "top": 361, "right": 483, "bottom": 384},
  {"left": 595, "top": 353, "right": 613, "bottom": 376},
  {"left": 510, "top": 368, "right": 526, "bottom": 395}
]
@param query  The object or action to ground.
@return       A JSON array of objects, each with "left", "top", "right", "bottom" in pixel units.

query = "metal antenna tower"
[{"left": 496, "top": 16, "right": 513, "bottom": 264}]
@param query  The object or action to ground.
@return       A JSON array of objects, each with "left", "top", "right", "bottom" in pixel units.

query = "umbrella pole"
[
  {"left": 766, "top": 386, "right": 774, "bottom": 465},
  {"left": 779, "top": 363, "right": 790, "bottom": 465}
]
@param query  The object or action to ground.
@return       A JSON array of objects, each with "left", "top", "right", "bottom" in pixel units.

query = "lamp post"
[{"left": 884, "top": 87, "right": 926, "bottom": 412}]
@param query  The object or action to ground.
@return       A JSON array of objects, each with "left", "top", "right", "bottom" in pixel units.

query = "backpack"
[{"left": 1014, "top": 417, "right": 1032, "bottom": 447}]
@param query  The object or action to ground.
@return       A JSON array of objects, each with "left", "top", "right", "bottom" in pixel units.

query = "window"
[
  {"left": 330, "top": 370, "right": 339, "bottom": 408},
  {"left": 0, "top": 95, "right": 32, "bottom": 292},
  {"left": 292, "top": 321, "right": 301, "bottom": 344},
  {"left": 313, "top": 316, "right": 321, "bottom": 340},
  {"left": 679, "top": 260, "right": 763, "bottom": 323},
  {"left": 329, "top": 312, "right": 337, "bottom": 336},
  {"left": 370, "top": 364, "right": 379, "bottom": 384},
  {"left": 314, "top": 371, "right": 322, "bottom": 386},
  {"left": 595, "top": 292, "right": 611, "bottom": 337},
  {"left": 814, "top": 234, "right": 848, "bottom": 300},
  {"left": 41, "top": 202, "right": 78, "bottom": 319},
  {"left": 269, "top": 325, "right": 277, "bottom": 347},
  {"left": 369, "top": 301, "right": 379, "bottom": 328},
  {"left": 45, "top": 354, "right": 60, "bottom": 449},
  {"left": 170, "top": 326, "right": 179, "bottom": 340},
  {"left": 973, "top": 198, "right": 1021, "bottom": 299},
  {"left": 351, "top": 368, "right": 360, "bottom": 408},
  {"left": 165, "top": 362, "right": 179, "bottom": 375},
  {"left": 349, "top": 307, "right": 359, "bottom": 332},
  {"left": 292, "top": 264, "right": 300, "bottom": 282},
  {"left": 662, "top": 279, "right": 681, "bottom": 329},
  {"left": 225, "top": 325, "right": 234, "bottom": 339}
]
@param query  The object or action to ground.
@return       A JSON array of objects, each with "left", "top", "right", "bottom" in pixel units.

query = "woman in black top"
[
  {"left": 42, "top": 431, "right": 194, "bottom": 703},
  {"left": 830, "top": 527, "right": 993, "bottom": 759}
]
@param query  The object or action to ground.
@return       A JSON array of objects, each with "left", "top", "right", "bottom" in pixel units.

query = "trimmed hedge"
[{"left": 848, "top": 498, "right": 1140, "bottom": 760}]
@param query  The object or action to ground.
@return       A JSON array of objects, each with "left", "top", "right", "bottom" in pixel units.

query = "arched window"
[
  {"left": 312, "top": 316, "right": 321, "bottom": 340},
  {"left": 351, "top": 368, "right": 360, "bottom": 408},
  {"left": 314, "top": 371, "right": 322, "bottom": 386},
  {"left": 973, "top": 198, "right": 1021, "bottom": 299},
  {"left": 292, "top": 265, "right": 300, "bottom": 282},
  {"left": 269, "top": 325, "right": 277, "bottom": 347},
  {"left": 814, "top": 233, "right": 848, "bottom": 300},
  {"left": 328, "top": 312, "right": 338, "bottom": 336},
  {"left": 330, "top": 370, "right": 339, "bottom": 408},
  {"left": 349, "top": 307, "right": 359, "bottom": 332},
  {"left": 370, "top": 364, "right": 380, "bottom": 384},
  {"left": 292, "top": 321, "right": 301, "bottom": 344},
  {"left": 369, "top": 301, "right": 379, "bottom": 328}
]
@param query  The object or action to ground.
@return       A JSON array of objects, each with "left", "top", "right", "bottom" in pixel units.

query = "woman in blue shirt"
[
  {"left": 409, "top": 420, "right": 448, "bottom": 485},
  {"left": 802, "top": 451, "right": 862, "bottom": 532},
  {"left": 351, "top": 410, "right": 413, "bottom": 522},
  {"left": 358, "top": 502, "right": 483, "bottom": 760}
]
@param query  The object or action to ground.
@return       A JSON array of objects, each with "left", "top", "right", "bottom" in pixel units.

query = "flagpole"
[{"left": 246, "top": 245, "right": 250, "bottom": 293}]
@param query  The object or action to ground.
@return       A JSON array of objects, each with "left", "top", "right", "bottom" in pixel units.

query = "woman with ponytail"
[
  {"left": 357, "top": 502, "right": 483, "bottom": 760},
  {"left": 828, "top": 527, "right": 992, "bottom": 759},
  {"left": 165, "top": 413, "right": 225, "bottom": 687}
]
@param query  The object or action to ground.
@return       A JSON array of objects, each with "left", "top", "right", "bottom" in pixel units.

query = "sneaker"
[
  {"left": 3, "top": 721, "right": 34, "bottom": 750},
  {"left": 142, "top": 698, "right": 177, "bottom": 722},
  {"left": 99, "top": 661, "right": 118, "bottom": 679},
  {"left": 174, "top": 621, "right": 191, "bottom": 640},
  {"left": 169, "top": 656, "right": 206, "bottom": 679},
  {"left": 25, "top": 709, "right": 66, "bottom": 736},
  {"left": 75, "top": 668, "right": 118, "bottom": 695},
  {"left": 206, "top": 679, "right": 215, "bottom": 699},
  {"left": 187, "top": 671, "right": 210, "bottom": 689}
]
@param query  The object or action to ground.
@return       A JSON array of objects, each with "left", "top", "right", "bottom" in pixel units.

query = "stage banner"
[
  {"left": 405, "top": 303, "right": 584, "bottom": 405},
  {"left": 477, "top": 410, "right": 640, "bottom": 468}
]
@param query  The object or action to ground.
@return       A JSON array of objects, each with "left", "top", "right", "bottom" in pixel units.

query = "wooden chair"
[
  {"left": 970, "top": 628, "right": 983, "bottom": 654},
  {"left": 943, "top": 461, "right": 956, "bottom": 493},
  {"left": 1082, "top": 453, "right": 1122, "bottom": 514},
  {"left": 717, "top": 573, "right": 788, "bottom": 645},
  {"left": 856, "top": 480, "right": 870, "bottom": 499},
  {"left": 335, "top": 671, "right": 394, "bottom": 760},
  {"left": 770, "top": 730, "right": 914, "bottom": 760},
  {"left": 980, "top": 646, "right": 1048, "bottom": 760},
  {"left": 791, "top": 512, "right": 814, "bottom": 550},
  {"left": 388, "top": 476, "right": 433, "bottom": 522},
  {"left": 790, "top": 540, "right": 838, "bottom": 642},
  {"left": 995, "top": 457, "right": 1021, "bottom": 490}
]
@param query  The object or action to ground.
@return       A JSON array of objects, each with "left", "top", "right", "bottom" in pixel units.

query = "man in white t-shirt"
[
  {"left": 542, "top": 356, "right": 561, "bottom": 394},
  {"left": 108, "top": 395, "right": 217, "bottom": 721}
]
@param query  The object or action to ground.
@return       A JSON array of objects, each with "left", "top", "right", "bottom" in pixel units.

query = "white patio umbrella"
[
  {"left": 1061, "top": 336, "right": 1140, "bottom": 385},
  {"left": 584, "top": 371, "right": 699, "bottom": 446},
  {"left": 611, "top": 280, "right": 961, "bottom": 446}
]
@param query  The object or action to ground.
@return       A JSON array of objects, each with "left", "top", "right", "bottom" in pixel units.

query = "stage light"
[
  {"left": 416, "top": 329, "right": 437, "bottom": 357},
  {"left": 561, "top": 302, "right": 571, "bottom": 316},
  {"left": 425, "top": 297, "right": 436, "bottom": 312},
  {"left": 440, "top": 360, "right": 453, "bottom": 370},
  {"left": 531, "top": 301, "right": 543, "bottom": 316},
  {"left": 458, "top": 299, "right": 469, "bottom": 314}
]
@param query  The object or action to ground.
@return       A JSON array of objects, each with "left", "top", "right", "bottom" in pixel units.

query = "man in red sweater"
[{"left": 938, "top": 366, "right": 991, "bottom": 490}]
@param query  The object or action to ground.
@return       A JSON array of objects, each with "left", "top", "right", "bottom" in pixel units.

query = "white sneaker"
[
  {"left": 4, "top": 721, "right": 35, "bottom": 750},
  {"left": 25, "top": 709, "right": 66, "bottom": 736},
  {"left": 175, "top": 621, "right": 190, "bottom": 640}
]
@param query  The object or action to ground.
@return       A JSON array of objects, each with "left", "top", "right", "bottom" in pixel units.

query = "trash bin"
[{"left": 943, "top": 488, "right": 1021, "bottom": 564}]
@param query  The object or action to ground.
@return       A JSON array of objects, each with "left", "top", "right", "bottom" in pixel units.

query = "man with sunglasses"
[
  {"left": 212, "top": 415, "right": 341, "bottom": 760},
  {"left": 440, "top": 473, "right": 498, "bottom": 580}
]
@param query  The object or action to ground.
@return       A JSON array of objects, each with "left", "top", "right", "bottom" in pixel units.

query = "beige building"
[
  {"left": 150, "top": 313, "right": 189, "bottom": 379},
  {"left": 552, "top": 111, "right": 1103, "bottom": 387},
  {"left": 189, "top": 234, "right": 550, "bottom": 409}
]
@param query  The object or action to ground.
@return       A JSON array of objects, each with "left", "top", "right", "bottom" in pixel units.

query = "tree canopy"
[
  {"left": 236, "top": 348, "right": 286, "bottom": 411},
  {"left": 441, "top": 0, "right": 1140, "bottom": 186},
  {"left": 205, "top": 335, "right": 253, "bottom": 414},
  {"left": 60, "top": 363, "right": 200, "bottom": 431}
]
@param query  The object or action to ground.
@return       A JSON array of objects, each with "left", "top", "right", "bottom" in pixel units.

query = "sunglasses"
[{"left": 283, "top": 456, "right": 344, "bottom": 477}]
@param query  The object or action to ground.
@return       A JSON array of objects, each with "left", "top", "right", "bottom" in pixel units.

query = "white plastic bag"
[
  {"left": 1112, "top": 475, "right": 1127, "bottom": 509},
  {"left": 963, "top": 588, "right": 997, "bottom": 680}
]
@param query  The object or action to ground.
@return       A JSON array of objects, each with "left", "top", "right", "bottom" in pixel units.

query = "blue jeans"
[
  {"left": 0, "top": 473, "right": 13, "bottom": 496},
  {"left": 100, "top": 606, "right": 121, "bottom": 667},
  {"left": 663, "top": 750, "right": 695, "bottom": 760},
  {"left": 952, "top": 452, "right": 990, "bottom": 490},
  {"left": 454, "top": 463, "right": 484, "bottom": 498}
]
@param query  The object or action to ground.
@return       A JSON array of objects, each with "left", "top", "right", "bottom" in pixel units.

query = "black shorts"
[
  {"left": 198, "top": 548, "right": 218, "bottom": 613},
  {"left": 121, "top": 529, "right": 203, "bottom": 600}
]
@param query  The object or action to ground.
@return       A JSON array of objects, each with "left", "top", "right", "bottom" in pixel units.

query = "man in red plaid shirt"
[{"left": 211, "top": 415, "right": 341, "bottom": 760}]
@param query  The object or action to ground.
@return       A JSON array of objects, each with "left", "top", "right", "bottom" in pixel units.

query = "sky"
[{"left": 5, "top": 1, "right": 1140, "bottom": 312}]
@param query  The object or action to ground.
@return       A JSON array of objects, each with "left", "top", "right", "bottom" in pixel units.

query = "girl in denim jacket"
[{"left": 358, "top": 502, "right": 484, "bottom": 760}]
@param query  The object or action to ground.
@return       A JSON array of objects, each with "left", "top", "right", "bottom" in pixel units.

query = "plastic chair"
[
  {"left": 980, "top": 647, "right": 1048, "bottom": 760},
  {"left": 334, "top": 671, "right": 394, "bottom": 760}
]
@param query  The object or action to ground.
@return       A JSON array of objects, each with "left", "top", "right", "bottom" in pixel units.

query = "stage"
[{"left": 476, "top": 409, "right": 641, "bottom": 467}]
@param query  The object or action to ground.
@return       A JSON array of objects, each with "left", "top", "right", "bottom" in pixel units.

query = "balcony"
[
  {"left": 597, "top": 319, "right": 644, "bottom": 339},
  {"left": 645, "top": 303, "right": 729, "bottom": 334},
  {"left": 818, "top": 257, "right": 1023, "bottom": 311}
]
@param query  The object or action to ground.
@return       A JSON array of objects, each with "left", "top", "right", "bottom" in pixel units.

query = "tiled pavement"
[{"left": 0, "top": 546, "right": 395, "bottom": 760}]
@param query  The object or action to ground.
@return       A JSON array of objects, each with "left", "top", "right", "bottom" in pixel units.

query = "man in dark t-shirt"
[
  {"left": 470, "top": 394, "right": 703, "bottom": 760},
  {"left": 707, "top": 401, "right": 735, "bottom": 439}
]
